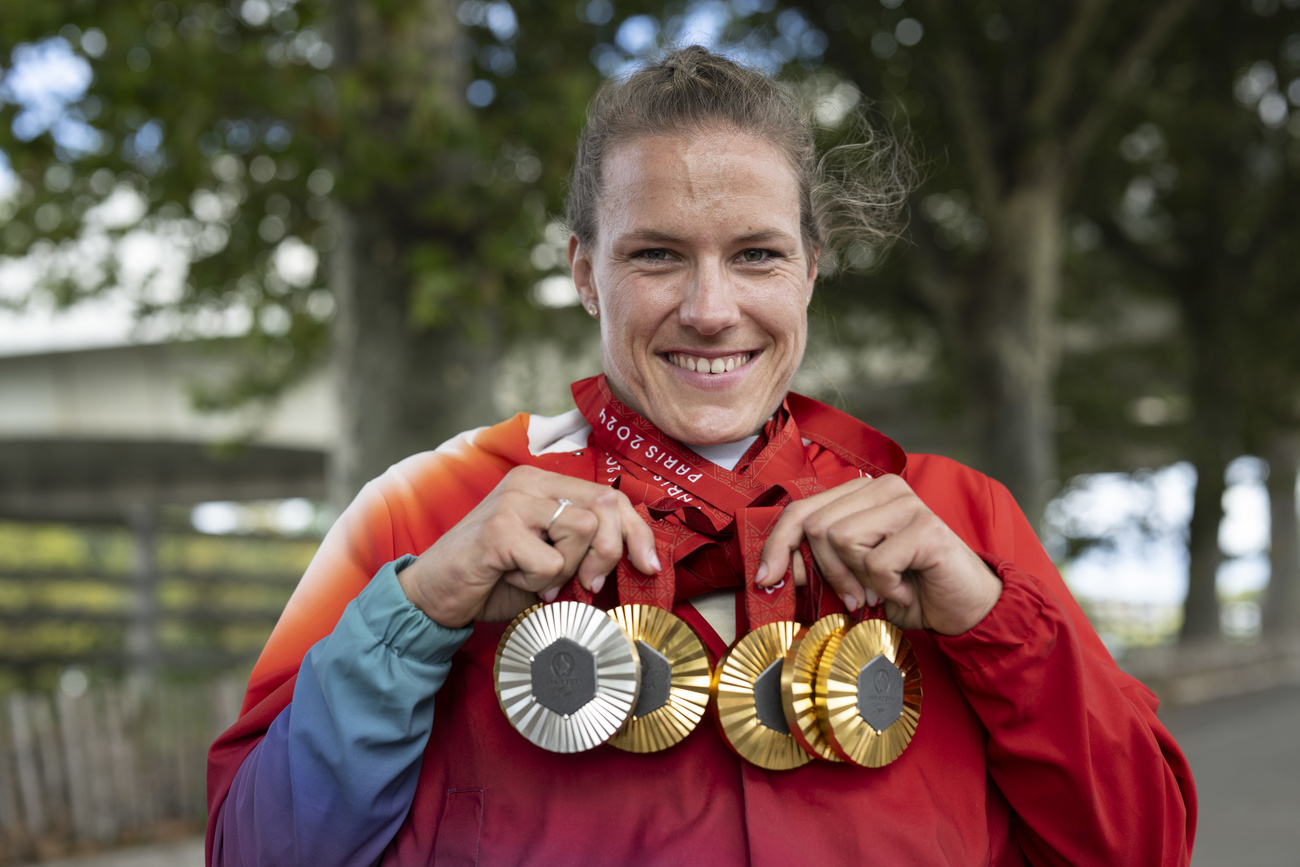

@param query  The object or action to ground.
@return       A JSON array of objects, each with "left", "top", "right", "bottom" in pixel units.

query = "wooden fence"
[
  {"left": 0, "top": 677, "right": 244, "bottom": 864},
  {"left": 0, "top": 520, "right": 318, "bottom": 687},
  {"left": 0, "top": 518, "right": 318, "bottom": 861}
]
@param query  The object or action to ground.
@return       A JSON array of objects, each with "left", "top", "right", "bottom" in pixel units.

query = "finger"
[
  {"left": 790, "top": 550, "right": 807, "bottom": 587},
  {"left": 519, "top": 474, "right": 657, "bottom": 576},
  {"left": 574, "top": 492, "right": 630, "bottom": 591},
  {"left": 614, "top": 495, "right": 659, "bottom": 575},
  {"left": 858, "top": 526, "right": 924, "bottom": 609},
  {"left": 756, "top": 498, "right": 819, "bottom": 587},
  {"left": 813, "top": 493, "right": 931, "bottom": 608},
  {"left": 755, "top": 477, "right": 885, "bottom": 586},
  {"left": 545, "top": 503, "right": 602, "bottom": 586}
]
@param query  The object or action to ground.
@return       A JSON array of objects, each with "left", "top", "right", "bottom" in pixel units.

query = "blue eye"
[{"left": 740, "top": 249, "right": 776, "bottom": 263}]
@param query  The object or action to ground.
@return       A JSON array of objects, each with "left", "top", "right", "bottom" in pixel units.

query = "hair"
[{"left": 565, "top": 45, "right": 915, "bottom": 273}]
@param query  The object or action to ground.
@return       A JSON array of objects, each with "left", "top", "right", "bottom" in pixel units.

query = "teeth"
[{"left": 668, "top": 353, "right": 751, "bottom": 374}]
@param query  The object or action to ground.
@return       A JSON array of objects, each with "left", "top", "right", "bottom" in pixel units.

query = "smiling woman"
[
  {"left": 571, "top": 131, "right": 816, "bottom": 445},
  {"left": 208, "top": 46, "right": 1196, "bottom": 867}
]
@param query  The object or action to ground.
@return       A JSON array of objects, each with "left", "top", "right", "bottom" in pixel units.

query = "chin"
[{"left": 659, "top": 407, "right": 766, "bottom": 446}]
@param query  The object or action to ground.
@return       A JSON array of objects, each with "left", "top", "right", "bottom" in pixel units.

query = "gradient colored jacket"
[{"left": 207, "top": 401, "right": 1197, "bottom": 866}]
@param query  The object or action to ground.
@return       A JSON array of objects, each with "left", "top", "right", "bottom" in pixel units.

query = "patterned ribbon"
[{"left": 561, "top": 375, "right": 858, "bottom": 632}]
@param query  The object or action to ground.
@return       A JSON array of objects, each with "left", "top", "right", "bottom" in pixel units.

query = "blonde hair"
[{"left": 565, "top": 45, "right": 913, "bottom": 270}]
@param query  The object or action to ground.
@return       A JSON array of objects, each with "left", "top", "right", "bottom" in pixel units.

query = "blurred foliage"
[
  {"left": 6, "top": 0, "right": 1300, "bottom": 638},
  {"left": 0, "top": 520, "right": 316, "bottom": 691},
  {"left": 1068, "top": 1, "right": 1300, "bottom": 457},
  {"left": 0, "top": 0, "right": 615, "bottom": 408}
]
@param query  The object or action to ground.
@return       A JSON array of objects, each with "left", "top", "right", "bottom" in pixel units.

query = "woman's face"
[{"left": 569, "top": 130, "right": 816, "bottom": 446}]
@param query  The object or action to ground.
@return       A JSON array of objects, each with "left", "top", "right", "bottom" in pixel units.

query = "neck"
[{"left": 684, "top": 437, "right": 760, "bottom": 472}]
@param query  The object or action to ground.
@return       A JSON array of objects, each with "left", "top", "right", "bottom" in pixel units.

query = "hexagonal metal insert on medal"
[
  {"left": 531, "top": 637, "right": 598, "bottom": 716},
  {"left": 753, "top": 659, "right": 790, "bottom": 735},
  {"left": 856, "top": 653, "right": 905, "bottom": 732},
  {"left": 632, "top": 640, "right": 671, "bottom": 718}
]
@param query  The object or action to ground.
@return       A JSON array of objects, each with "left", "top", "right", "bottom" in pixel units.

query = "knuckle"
[
  {"left": 825, "top": 523, "right": 851, "bottom": 549},
  {"left": 498, "top": 488, "right": 529, "bottom": 511},
  {"left": 804, "top": 515, "right": 830, "bottom": 542},
  {"left": 879, "top": 474, "right": 911, "bottom": 497},
  {"left": 483, "top": 511, "right": 515, "bottom": 536},
  {"left": 503, "top": 465, "right": 538, "bottom": 486},
  {"left": 590, "top": 536, "right": 622, "bottom": 561},
  {"left": 571, "top": 509, "right": 599, "bottom": 536}
]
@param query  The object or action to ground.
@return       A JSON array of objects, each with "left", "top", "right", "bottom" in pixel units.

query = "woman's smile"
[{"left": 665, "top": 351, "right": 755, "bottom": 375}]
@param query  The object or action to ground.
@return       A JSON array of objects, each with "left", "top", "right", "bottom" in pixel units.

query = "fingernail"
[
  {"left": 756, "top": 563, "right": 769, "bottom": 585},
  {"left": 541, "top": 586, "right": 560, "bottom": 603},
  {"left": 842, "top": 593, "right": 859, "bottom": 613},
  {"left": 650, "top": 553, "right": 662, "bottom": 573},
  {"left": 865, "top": 588, "right": 881, "bottom": 606},
  {"left": 591, "top": 575, "right": 606, "bottom": 595}
]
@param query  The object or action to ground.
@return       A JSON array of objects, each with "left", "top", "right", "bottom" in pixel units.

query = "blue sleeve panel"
[{"left": 213, "top": 556, "right": 474, "bottom": 867}]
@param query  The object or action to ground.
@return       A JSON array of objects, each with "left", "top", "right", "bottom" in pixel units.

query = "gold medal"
[
  {"left": 815, "top": 618, "right": 922, "bottom": 767},
  {"left": 605, "top": 604, "right": 711, "bottom": 753},
  {"left": 780, "top": 613, "right": 850, "bottom": 762},
  {"left": 713, "top": 621, "right": 815, "bottom": 771},
  {"left": 494, "top": 600, "right": 641, "bottom": 753}
]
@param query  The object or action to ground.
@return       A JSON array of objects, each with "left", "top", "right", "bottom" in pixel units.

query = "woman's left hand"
[{"left": 756, "top": 474, "right": 1001, "bottom": 635}]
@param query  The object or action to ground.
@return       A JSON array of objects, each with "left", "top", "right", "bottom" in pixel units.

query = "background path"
[{"left": 1162, "top": 681, "right": 1300, "bottom": 867}]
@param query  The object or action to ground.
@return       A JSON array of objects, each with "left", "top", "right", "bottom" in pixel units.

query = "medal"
[
  {"left": 605, "top": 603, "right": 711, "bottom": 753},
  {"left": 780, "top": 612, "right": 850, "bottom": 762},
  {"left": 713, "top": 620, "right": 814, "bottom": 770},
  {"left": 494, "top": 600, "right": 641, "bottom": 753},
  {"left": 815, "top": 615, "right": 922, "bottom": 767}
]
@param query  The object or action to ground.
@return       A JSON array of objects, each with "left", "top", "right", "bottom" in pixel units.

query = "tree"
[
  {"left": 797, "top": 0, "right": 1196, "bottom": 523},
  {"left": 1, "top": 0, "right": 611, "bottom": 507},
  {"left": 1069, "top": 1, "right": 1300, "bottom": 640}
]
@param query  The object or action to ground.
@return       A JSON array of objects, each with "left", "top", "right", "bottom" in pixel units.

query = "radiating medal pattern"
[
  {"left": 605, "top": 604, "right": 712, "bottom": 753},
  {"left": 816, "top": 618, "right": 922, "bottom": 767},
  {"left": 781, "top": 613, "right": 850, "bottom": 762},
  {"left": 494, "top": 600, "right": 641, "bottom": 753},
  {"left": 713, "top": 621, "right": 814, "bottom": 771}
]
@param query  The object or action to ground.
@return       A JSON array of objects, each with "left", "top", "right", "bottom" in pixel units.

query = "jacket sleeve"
[
  {"left": 932, "top": 475, "right": 1197, "bottom": 867},
  {"left": 209, "top": 556, "right": 472, "bottom": 867}
]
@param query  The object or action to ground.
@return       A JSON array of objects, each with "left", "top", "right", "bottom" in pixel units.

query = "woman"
[{"left": 207, "top": 47, "right": 1196, "bottom": 866}]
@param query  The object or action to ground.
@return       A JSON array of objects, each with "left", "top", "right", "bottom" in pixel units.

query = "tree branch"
[
  {"left": 916, "top": 0, "right": 1002, "bottom": 215},
  {"left": 1065, "top": 0, "right": 1197, "bottom": 172},
  {"left": 1026, "top": 0, "right": 1115, "bottom": 133}
]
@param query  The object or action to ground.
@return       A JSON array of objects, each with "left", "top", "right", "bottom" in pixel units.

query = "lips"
[{"left": 666, "top": 352, "right": 752, "bottom": 374}]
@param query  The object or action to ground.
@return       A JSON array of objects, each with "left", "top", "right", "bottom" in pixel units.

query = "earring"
[{"left": 586, "top": 303, "right": 599, "bottom": 318}]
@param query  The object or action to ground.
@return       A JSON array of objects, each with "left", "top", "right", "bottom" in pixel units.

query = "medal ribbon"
[{"left": 563, "top": 376, "right": 849, "bottom": 630}]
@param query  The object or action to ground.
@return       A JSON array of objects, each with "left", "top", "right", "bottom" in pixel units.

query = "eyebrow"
[{"left": 615, "top": 228, "right": 799, "bottom": 246}]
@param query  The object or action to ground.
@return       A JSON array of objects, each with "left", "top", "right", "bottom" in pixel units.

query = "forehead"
[{"left": 597, "top": 131, "right": 802, "bottom": 238}]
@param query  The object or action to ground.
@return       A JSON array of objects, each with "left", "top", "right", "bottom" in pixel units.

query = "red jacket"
[{"left": 209, "top": 403, "right": 1196, "bottom": 866}]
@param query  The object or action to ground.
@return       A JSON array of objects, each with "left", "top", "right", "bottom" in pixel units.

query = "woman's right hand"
[{"left": 397, "top": 466, "right": 660, "bottom": 628}]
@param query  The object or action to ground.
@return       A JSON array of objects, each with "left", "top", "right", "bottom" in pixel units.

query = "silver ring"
[{"left": 545, "top": 498, "right": 573, "bottom": 532}]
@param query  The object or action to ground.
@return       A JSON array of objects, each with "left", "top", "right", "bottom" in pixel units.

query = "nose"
[{"left": 678, "top": 262, "right": 741, "bottom": 335}]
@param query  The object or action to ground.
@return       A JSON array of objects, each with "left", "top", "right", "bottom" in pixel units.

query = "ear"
[
  {"left": 569, "top": 234, "right": 597, "bottom": 310},
  {"left": 804, "top": 249, "right": 819, "bottom": 305}
]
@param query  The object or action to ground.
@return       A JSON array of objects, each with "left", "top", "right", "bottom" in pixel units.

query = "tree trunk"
[
  {"left": 327, "top": 0, "right": 501, "bottom": 506},
  {"left": 1179, "top": 260, "right": 1240, "bottom": 641},
  {"left": 329, "top": 211, "right": 500, "bottom": 506},
  {"left": 1181, "top": 445, "right": 1227, "bottom": 640},
  {"left": 961, "top": 173, "right": 1065, "bottom": 526},
  {"left": 1264, "top": 433, "right": 1300, "bottom": 635}
]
